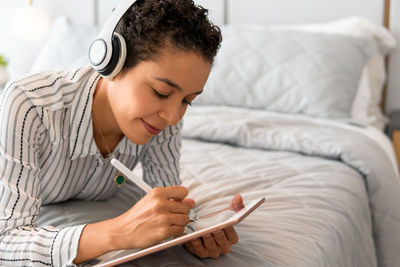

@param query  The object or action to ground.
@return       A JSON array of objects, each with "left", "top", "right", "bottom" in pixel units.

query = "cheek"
[
  {"left": 129, "top": 90, "right": 160, "bottom": 117},
  {"left": 108, "top": 84, "right": 158, "bottom": 120}
]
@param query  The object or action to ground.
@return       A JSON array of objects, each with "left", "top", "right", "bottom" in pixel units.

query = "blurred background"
[
  {"left": 0, "top": 0, "right": 223, "bottom": 84},
  {"left": 0, "top": 0, "right": 399, "bottom": 114}
]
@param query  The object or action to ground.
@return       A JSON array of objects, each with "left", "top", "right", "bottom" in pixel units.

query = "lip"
[{"left": 140, "top": 119, "right": 162, "bottom": 135}]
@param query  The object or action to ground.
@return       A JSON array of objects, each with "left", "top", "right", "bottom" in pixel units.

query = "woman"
[{"left": 0, "top": 0, "right": 244, "bottom": 265}]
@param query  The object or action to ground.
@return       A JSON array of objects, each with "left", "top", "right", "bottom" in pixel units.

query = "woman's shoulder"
[{"left": 2, "top": 67, "right": 96, "bottom": 109}]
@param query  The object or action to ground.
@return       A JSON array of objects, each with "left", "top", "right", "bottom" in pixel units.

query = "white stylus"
[{"left": 111, "top": 158, "right": 153, "bottom": 193}]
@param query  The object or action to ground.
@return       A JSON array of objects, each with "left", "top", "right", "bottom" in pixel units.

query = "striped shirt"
[{"left": 0, "top": 67, "right": 182, "bottom": 266}]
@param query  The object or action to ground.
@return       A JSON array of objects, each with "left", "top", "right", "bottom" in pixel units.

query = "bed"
[{"left": 4, "top": 0, "right": 400, "bottom": 266}]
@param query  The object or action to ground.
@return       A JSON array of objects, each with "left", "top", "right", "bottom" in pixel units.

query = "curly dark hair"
[{"left": 115, "top": 0, "right": 222, "bottom": 70}]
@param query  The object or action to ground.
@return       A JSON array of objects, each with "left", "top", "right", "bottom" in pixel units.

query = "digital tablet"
[{"left": 82, "top": 196, "right": 265, "bottom": 267}]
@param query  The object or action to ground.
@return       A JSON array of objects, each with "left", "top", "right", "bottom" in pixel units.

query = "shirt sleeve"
[
  {"left": 140, "top": 120, "right": 183, "bottom": 188},
  {"left": 0, "top": 84, "right": 85, "bottom": 267}
]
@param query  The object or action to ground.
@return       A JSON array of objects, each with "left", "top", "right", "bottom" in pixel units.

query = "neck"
[{"left": 92, "top": 77, "right": 123, "bottom": 156}]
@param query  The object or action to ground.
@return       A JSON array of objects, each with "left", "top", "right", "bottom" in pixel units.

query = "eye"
[{"left": 152, "top": 88, "right": 168, "bottom": 99}]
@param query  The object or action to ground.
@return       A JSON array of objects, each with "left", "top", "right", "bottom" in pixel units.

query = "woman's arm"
[{"left": 0, "top": 84, "right": 85, "bottom": 266}]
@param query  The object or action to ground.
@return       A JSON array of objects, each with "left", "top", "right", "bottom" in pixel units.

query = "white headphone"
[{"left": 89, "top": 0, "right": 137, "bottom": 78}]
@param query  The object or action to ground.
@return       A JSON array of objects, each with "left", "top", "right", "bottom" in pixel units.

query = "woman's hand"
[
  {"left": 74, "top": 185, "right": 193, "bottom": 264},
  {"left": 111, "top": 186, "right": 194, "bottom": 250},
  {"left": 184, "top": 194, "right": 244, "bottom": 258}
]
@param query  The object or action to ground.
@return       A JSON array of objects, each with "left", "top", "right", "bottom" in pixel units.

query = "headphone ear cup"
[{"left": 98, "top": 32, "right": 127, "bottom": 78}]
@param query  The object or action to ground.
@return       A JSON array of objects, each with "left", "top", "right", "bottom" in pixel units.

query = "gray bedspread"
[
  {"left": 181, "top": 106, "right": 400, "bottom": 267},
  {"left": 37, "top": 106, "right": 400, "bottom": 267}
]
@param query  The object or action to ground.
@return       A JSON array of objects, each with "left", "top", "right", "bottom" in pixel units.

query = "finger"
[
  {"left": 212, "top": 229, "right": 227, "bottom": 246},
  {"left": 167, "top": 225, "right": 187, "bottom": 238},
  {"left": 232, "top": 194, "right": 244, "bottom": 212},
  {"left": 182, "top": 198, "right": 195, "bottom": 209},
  {"left": 185, "top": 238, "right": 206, "bottom": 258},
  {"left": 152, "top": 186, "right": 188, "bottom": 201},
  {"left": 189, "top": 238, "right": 204, "bottom": 250},
  {"left": 223, "top": 226, "right": 239, "bottom": 244},
  {"left": 163, "top": 213, "right": 191, "bottom": 226},
  {"left": 183, "top": 241, "right": 195, "bottom": 253},
  {"left": 166, "top": 200, "right": 190, "bottom": 214},
  {"left": 202, "top": 234, "right": 219, "bottom": 258},
  {"left": 212, "top": 230, "right": 231, "bottom": 254}
]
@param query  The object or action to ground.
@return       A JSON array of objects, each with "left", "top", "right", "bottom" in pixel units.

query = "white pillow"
[
  {"left": 352, "top": 54, "right": 387, "bottom": 129},
  {"left": 195, "top": 26, "right": 377, "bottom": 119},
  {"left": 252, "top": 16, "right": 396, "bottom": 129},
  {"left": 30, "top": 16, "right": 98, "bottom": 73}
]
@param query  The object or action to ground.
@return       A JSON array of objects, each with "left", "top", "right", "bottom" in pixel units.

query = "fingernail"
[
  {"left": 204, "top": 234, "right": 211, "bottom": 238},
  {"left": 213, "top": 230, "right": 221, "bottom": 234}
]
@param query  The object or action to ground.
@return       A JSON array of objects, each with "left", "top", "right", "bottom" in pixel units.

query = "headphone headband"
[{"left": 89, "top": 0, "right": 137, "bottom": 77}]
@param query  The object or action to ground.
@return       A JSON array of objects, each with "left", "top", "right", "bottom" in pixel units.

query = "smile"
[{"left": 141, "top": 119, "right": 162, "bottom": 135}]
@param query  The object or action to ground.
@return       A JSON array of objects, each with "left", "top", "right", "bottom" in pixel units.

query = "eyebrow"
[{"left": 154, "top": 77, "right": 203, "bottom": 95}]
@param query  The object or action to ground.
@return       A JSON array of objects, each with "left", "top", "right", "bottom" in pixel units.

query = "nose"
[{"left": 158, "top": 102, "right": 184, "bottom": 126}]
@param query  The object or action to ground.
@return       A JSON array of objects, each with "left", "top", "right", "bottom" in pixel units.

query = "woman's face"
[{"left": 107, "top": 48, "right": 211, "bottom": 145}]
